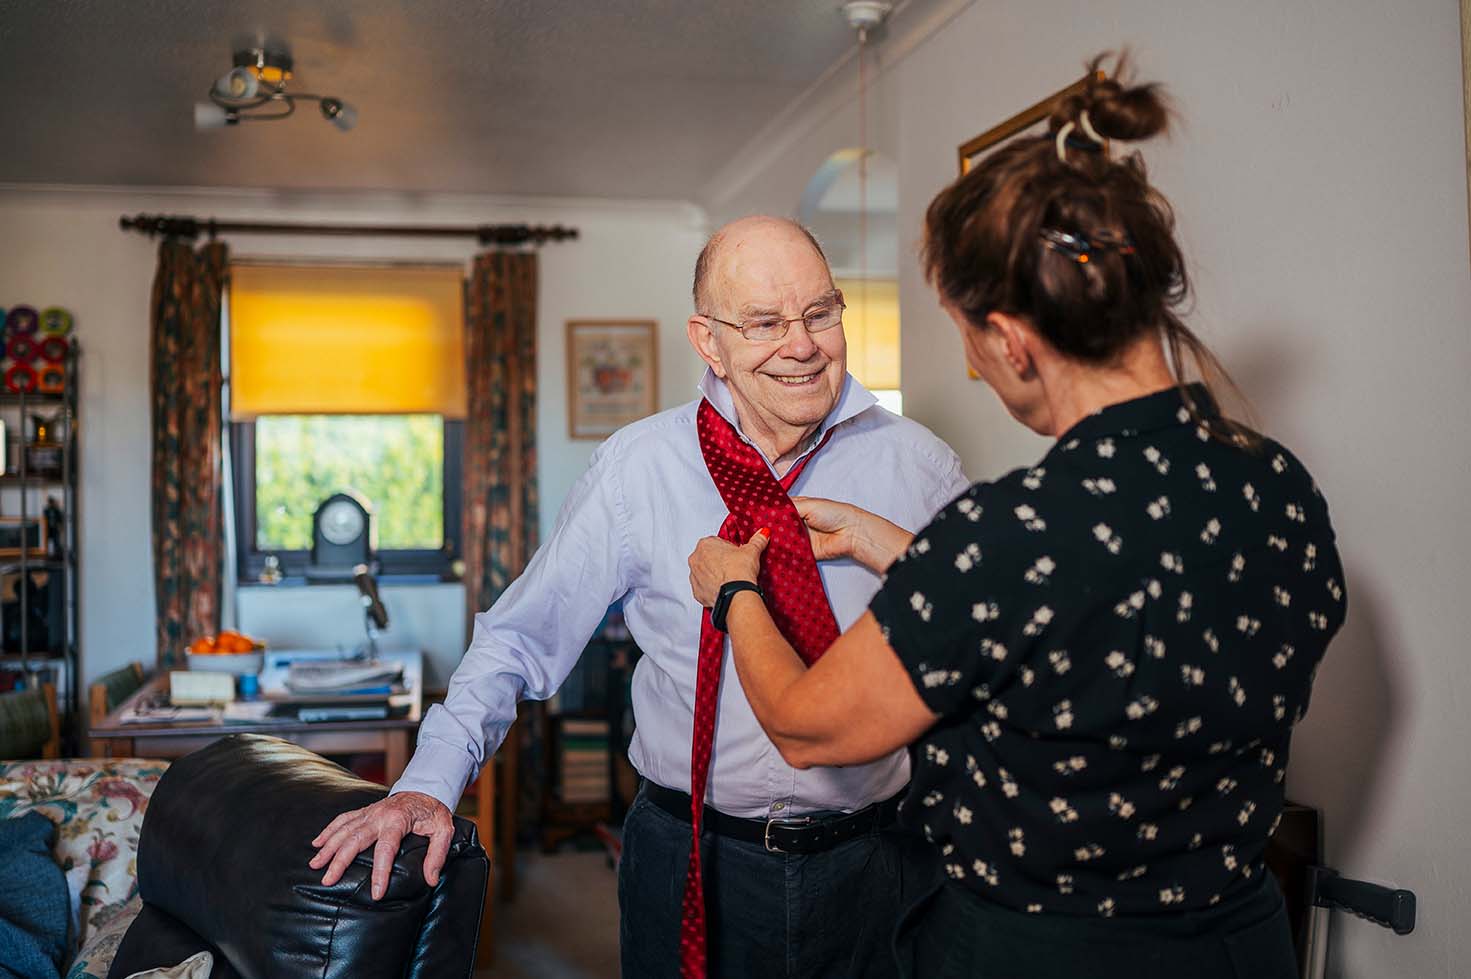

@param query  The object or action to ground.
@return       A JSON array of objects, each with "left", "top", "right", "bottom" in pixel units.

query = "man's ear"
[
  {"left": 687, "top": 315, "right": 727, "bottom": 379},
  {"left": 983, "top": 312, "right": 1037, "bottom": 381}
]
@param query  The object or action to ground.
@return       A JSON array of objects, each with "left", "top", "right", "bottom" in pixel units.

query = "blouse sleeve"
[{"left": 869, "top": 480, "right": 1036, "bottom": 717}]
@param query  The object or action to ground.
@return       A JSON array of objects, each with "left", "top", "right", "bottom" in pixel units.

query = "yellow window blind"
[
  {"left": 229, "top": 264, "right": 467, "bottom": 419},
  {"left": 835, "top": 278, "right": 900, "bottom": 391}
]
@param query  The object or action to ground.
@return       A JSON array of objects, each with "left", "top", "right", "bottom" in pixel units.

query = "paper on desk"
[
  {"left": 118, "top": 704, "right": 217, "bottom": 724},
  {"left": 222, "top": 701, "right": 277, "bottom": 723},
  {"left": 286, "top": 660, "right": 404, "bottom": 692}
]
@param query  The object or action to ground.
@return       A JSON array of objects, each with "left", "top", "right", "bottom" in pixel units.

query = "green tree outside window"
[{"left": 255, "top": 415, "right": 444, "bottom": 551}]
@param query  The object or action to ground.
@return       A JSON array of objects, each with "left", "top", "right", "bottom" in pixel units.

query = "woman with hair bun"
[{"left": 687, "top": 54, "right": 1342, "bottom": 977}]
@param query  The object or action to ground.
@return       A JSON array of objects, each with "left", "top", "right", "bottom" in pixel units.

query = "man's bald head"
[
  {"left": 692, "top": 216, "right": 828, "bottom": 314},
  {"left": 684, "top": 214, "right": 846, "bottom": 463}
]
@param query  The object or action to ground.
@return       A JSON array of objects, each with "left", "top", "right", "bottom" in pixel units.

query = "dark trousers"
[
  {"left": 894, "top": 871, "right": 1298, "bottom": 979},
  {"left": 618, "top": 784, "right": 940, "bottom": 979}
]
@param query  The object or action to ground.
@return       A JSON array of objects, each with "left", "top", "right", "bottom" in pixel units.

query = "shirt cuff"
[{"left": 389, "top": 740, "right": 478, "bottom": 814}]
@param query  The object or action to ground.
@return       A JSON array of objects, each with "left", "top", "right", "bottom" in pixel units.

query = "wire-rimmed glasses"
[{"left": 701, "top": 290, "right": 846, "bottom": 342}]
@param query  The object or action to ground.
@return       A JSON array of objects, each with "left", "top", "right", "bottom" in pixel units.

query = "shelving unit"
[
  {"left": 535, "top": 636, "right": 641, "bottom": 851},
  {"left": 0, "top": 348, "right": 82, "bottom": 752}
]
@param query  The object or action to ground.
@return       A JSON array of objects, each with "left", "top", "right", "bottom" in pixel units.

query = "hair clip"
[
  {"left": 1040, "top": 227, "right": 1137, "bottom": 264},
  {"left": 1041, "top": 228, "right": 1094, "bottom": 263},
  {"left": 1055, "top": 111, "right": 1107, "bottom": 163},
  {"left": 1089, "top": 228, "right": 1137, "bottom": 255},
  {"left": 1078, "top": 110, "right": 1105, "bottom": 144},
  {"left": 1054, "top": 123, "right": 1077, "bottom": 163}
]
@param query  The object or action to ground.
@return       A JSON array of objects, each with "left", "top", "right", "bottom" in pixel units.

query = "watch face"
[{"left": 320, "top": 500, "right": 365, "bottom": 545}]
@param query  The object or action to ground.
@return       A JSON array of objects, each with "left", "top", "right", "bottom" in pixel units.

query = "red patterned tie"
[{"left": 679, "top": 399, "right": 841, "bottom": 978}]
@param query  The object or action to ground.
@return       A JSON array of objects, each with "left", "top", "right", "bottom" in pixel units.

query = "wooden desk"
[{"left": 89, "top": 655, "right": 422, "bottom": 785}]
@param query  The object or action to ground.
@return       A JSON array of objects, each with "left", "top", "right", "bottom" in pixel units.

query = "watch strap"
[{"left": 711, "top": 580, "right": 762, "bottom": 632}]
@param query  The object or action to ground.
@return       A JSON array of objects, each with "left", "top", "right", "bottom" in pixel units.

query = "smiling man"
[{"left": 309, "top": 215, "right": 968, "bottom": 978}]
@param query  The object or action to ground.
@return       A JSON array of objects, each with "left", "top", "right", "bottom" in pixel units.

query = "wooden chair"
[
  {"left": 0, "top": 682, "right": 60, "bottom": 759},
  {"left": 87, "top": 661, "right": 146, "bottom": 757},
  {"left": 464, "top": 716, "right": 520, "bottom": 967}
]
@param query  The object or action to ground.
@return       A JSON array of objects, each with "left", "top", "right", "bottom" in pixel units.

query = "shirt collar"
[
  {"left": 1055, "top": 382, "right": 1219, "bottom": 445},
  {"left": 697, "top": 368, "right": 879, "bottom": 456}
]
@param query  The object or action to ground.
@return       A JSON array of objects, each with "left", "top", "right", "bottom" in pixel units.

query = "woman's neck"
[{"left": 1038, "top": 337, "right": 1179, "bottom": 438}]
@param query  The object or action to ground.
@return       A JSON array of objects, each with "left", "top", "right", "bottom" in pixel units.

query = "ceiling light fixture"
[{"left": 194, "top": 46, "right": 357, "bottom": 132}]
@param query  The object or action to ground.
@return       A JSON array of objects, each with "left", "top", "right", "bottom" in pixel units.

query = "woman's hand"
[
  {"left": 688, "top": 528, "right": 771, "bottom": 607},
  {"left": 794, "top": 497, "right": 914, "bottom": 574},
  {"left": 792, "top": 497, "right": 864, "bottom": 561}
]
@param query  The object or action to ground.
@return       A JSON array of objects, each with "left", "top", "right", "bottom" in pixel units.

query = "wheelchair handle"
[{"left": 1307, "top": 866, "right": 1416, "bottom": 935}]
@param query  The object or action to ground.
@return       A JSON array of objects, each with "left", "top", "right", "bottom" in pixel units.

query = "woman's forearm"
[
  {"left": 850, "top": 513, "right": 914, "bottom": 574},
  {"left": 722, "top": 591, "right": 819, "bottom": 765},
  {"left": 723, "top": 594, "right": 937, "bottom": 769}
]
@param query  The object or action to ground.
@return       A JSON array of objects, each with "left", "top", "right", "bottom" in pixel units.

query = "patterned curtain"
[
  {"left": 463, "top": 252, "right": 539, "bottom": 629},
  {"left": 150, "top": 240, "right": 228, "bottom": 668}
]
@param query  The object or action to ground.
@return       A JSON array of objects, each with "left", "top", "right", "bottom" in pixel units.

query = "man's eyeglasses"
[{"left": 701, "top": 291, "right": 845, "bottom": 342}]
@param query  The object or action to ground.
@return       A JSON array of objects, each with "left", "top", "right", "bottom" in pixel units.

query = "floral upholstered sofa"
[{"left": 0, "top": 757, "right": 167, "bottom": 978}]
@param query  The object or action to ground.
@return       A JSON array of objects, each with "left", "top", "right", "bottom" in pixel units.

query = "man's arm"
[
  {"left": 929, "top": 447, "right": 972, "bottom": 516},
  {"left": 310, "top": 442, "right": 634, "bottom": 898},
  {"left": 393, "top": 456, "right": 634, "bottom": 808}
]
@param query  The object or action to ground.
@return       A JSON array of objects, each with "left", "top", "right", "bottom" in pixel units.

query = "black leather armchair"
[{"left": 107, "top": 734, "right": 488, "bottom": 979}]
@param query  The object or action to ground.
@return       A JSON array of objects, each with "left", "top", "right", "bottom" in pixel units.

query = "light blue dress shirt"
[{"left": 393, "top": 370, "right": 969, "bottom": 818}]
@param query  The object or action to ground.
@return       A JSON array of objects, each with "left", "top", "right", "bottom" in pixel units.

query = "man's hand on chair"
[{"left": 310, "top": 792, "right": 454, "bottom": 900}]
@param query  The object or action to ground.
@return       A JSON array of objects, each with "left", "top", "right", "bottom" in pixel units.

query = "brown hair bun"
[{"left": 1051, "top": 53, "right": 1172, "bottom": 145}]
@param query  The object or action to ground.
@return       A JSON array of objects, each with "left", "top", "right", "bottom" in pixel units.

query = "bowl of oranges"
[{"left": 185, "top": 630, "right": 266, "bottom": 675}]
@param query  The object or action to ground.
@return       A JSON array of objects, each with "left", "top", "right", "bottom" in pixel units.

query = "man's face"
[{"left": 697, "top": 223, "right": 847, "bottom": 434}]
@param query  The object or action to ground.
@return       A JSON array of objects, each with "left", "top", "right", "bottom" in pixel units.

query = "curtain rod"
[{"left": 117, "top": 213, "right": 579, "bottom": 246}]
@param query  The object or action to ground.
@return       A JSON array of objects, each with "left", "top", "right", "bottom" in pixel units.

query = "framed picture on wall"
[
  {"left": 566, "top": 320, "right": 658, "bottom": 440},
  {"left": 957, "top": 69, "right": 1106, "bottom": 175}
]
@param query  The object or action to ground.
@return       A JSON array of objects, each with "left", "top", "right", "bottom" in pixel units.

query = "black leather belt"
[{"left": 642, "top": 780, "right": 905, "bottom": 855}]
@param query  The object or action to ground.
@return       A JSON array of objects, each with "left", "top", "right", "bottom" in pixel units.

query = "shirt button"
[{"left": 772, "top": 801, "right": 786, "bottom": 812}]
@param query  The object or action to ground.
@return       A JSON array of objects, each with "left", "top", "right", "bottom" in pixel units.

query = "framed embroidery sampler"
[{"left": 566, "top": 319, "right": 658, "bottom": 440}]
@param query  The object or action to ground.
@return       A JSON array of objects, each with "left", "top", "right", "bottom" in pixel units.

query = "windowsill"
[{"left": 237, "top": 575, "right": 461, "bottom": 589}]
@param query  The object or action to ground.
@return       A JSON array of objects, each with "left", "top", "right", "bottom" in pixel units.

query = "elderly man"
[{"left": 310, "top": 215, "right": 969, "bottom": 978}]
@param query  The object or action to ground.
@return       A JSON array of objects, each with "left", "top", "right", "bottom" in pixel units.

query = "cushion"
[
  {"left": 66, "top": 897, "right": 142, "bottom": 979},
  {"left": 0, "top": 810, "right": 69, "bottom": 979},
  {"left": 0, "top": 759, "right": 167, "bottom": 956}
]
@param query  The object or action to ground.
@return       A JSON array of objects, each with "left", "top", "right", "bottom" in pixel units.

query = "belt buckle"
[{"left": 763, "top": 815, "right": 812, "bottom": 853}]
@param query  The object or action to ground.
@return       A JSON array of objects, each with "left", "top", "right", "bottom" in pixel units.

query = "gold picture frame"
[
  {"left": 958, "top": 70, "right": 1107, "bottom": 175},
  {"left": 566, "top": 320, "right": 659, "bottom": 440}
]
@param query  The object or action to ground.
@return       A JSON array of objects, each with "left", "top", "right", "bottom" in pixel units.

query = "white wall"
[
  {"left": 0, "top": 185, "right": 709, "bottom": 689},
  {"left": 704, "top": 1, "right": 1471, "bottom": 976}
]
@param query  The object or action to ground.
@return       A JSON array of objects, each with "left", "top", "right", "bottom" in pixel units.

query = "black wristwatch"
[{"left": 711, "top": 580, "right": 763, "bottom": 632}]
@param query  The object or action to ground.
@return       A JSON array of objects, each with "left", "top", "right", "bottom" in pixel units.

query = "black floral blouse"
[{"left": 870, "top": 385, "right": 1345, "bottom": 916}]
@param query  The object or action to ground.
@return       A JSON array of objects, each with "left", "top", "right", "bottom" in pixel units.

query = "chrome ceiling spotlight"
[
  {"left": 318, "top": 98, "right": 357, "bottom": 133},
  {"left": 194, "top": 46, "right": 357, "bottom": 132}
]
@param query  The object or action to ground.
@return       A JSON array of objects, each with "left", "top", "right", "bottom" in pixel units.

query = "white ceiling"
[{"left": 0, "top": 0, "right": 927, "bottom": 200}]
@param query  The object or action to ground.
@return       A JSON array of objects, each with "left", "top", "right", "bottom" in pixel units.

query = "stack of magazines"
[{"left": 285, "top": 660, "right": 404, "bottom": 695}]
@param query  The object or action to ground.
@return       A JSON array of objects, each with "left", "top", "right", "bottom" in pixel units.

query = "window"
[
  {"left": 228, "top": 264, "right": 466, "bottom": 581},
  {"left": 835, "top": 277, "right": 903, "bottom": 414}
]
